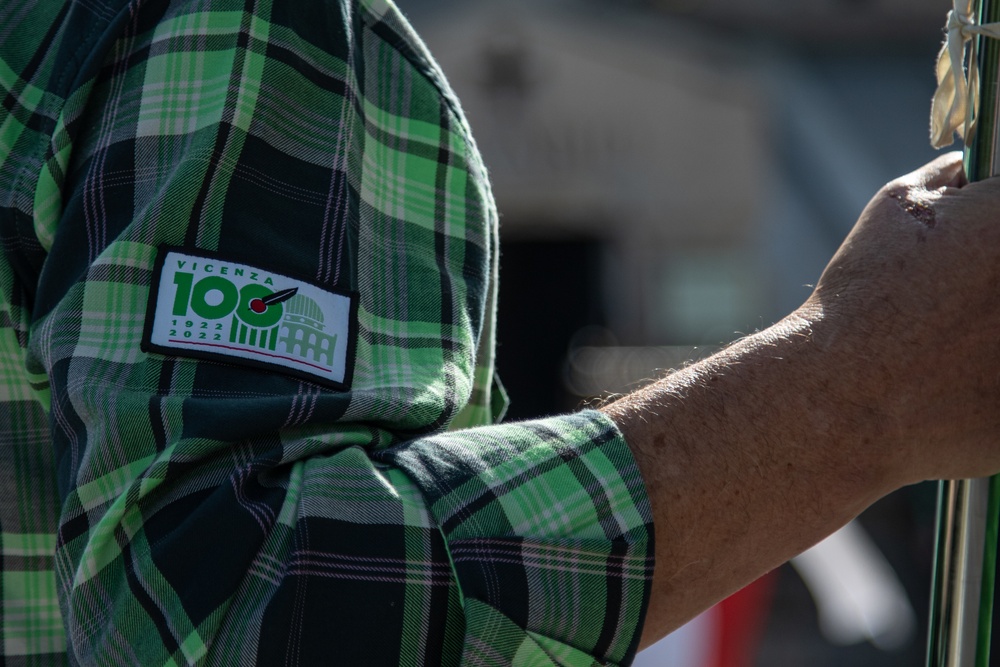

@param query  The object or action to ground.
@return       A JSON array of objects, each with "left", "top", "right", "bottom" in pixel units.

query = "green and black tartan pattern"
[{"left": 0, "top": 0, "right": 654, "bottom": 664}]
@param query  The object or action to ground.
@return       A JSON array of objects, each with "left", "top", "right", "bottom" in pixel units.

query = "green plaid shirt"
[{"left": 0, "top": 0, "right": 653, "bottom": 664}]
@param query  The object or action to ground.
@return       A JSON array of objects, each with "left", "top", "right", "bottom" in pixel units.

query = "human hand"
[
  {"left": 801, "top": 151, "right": 1000, "bottom": 483},
  {"left": 607, "top": 152, "right": 1000, "bottom": 645}
]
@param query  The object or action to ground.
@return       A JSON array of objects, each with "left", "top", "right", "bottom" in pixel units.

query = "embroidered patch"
[{"left": 142, "top": 247, "right": 357, "bottom": 389}]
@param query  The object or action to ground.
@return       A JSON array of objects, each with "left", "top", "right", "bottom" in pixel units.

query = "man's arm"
[{"left": 602, "top": 152, "right": 1000, "bottom": 648}]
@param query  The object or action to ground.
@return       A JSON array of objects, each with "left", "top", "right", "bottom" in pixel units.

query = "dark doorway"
[{"left": 495, "top": 236, "right": 606, "bottom": 421}]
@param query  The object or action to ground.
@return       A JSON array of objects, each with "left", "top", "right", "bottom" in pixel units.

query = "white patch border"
[{"left": 141, "top": 245, "right": 358, "bottom": 390}]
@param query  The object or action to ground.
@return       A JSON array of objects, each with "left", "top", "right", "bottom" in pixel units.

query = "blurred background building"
[{"left": 399, "top": 0, "right": 969, "bottom": 664}]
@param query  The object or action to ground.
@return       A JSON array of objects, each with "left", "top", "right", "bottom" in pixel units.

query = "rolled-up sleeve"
[
  {"left": 2, "top": 0, "right": 654, "bottom": 664},
  {"left": 386, "top": 411, "right": 653, "bottom": 666}
]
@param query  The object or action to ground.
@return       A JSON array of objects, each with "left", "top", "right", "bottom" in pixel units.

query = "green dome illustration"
[
  {"left": 277, "top": 294, "right": 338, "bottom": 367},
  {"left": 284, "top": 294, "right": 324, "bottom": 323}
]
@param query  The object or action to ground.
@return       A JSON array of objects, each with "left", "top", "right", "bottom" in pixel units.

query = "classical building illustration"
[{"left": 277, "top": 294, "right": 338, "bottom": 367}]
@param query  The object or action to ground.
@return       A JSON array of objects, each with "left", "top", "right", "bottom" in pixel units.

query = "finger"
[
  {"left": 957, "top": 169, "right": 1000, "bottom": 192},
  {"left": 895, "top": 152, "right": 965, "bottom": 190}
]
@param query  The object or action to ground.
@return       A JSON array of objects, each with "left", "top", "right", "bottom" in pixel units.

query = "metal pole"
[{"left": 927, "top": 3, "right": 1000, "bottom": 664}]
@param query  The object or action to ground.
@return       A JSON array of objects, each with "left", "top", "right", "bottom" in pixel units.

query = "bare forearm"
[
  {"left": 597, "top": 152, "right": 1000, "bottom": 650},
  {"left": 602, "top": 311, "right": 900, "bottom": 648}
]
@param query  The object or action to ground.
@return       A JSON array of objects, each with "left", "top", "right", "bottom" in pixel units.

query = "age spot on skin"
[{"left": 888, "top": 190, "right": 937, "bottom": 228}]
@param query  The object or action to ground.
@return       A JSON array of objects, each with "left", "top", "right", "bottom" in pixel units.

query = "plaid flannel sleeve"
[{"left": 1, "top": 0, "right": 654, "bottom": 664}]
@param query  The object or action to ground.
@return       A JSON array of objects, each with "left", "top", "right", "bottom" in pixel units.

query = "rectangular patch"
[{"left": 142, "top": 247, "right": 357, "bottom": 389}]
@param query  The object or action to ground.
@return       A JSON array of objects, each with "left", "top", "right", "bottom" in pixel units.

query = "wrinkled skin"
[
  {"left": 807, "top": 151, "right": 1000, "bottom": 482},
  {"left": 602, "top": 152, "right": 1000, "bottom": 646}
]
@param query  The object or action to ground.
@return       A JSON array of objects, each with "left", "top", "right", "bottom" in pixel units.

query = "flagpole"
[{"left": 927, "top": 3, "right": 1000, "bottom": 664}]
